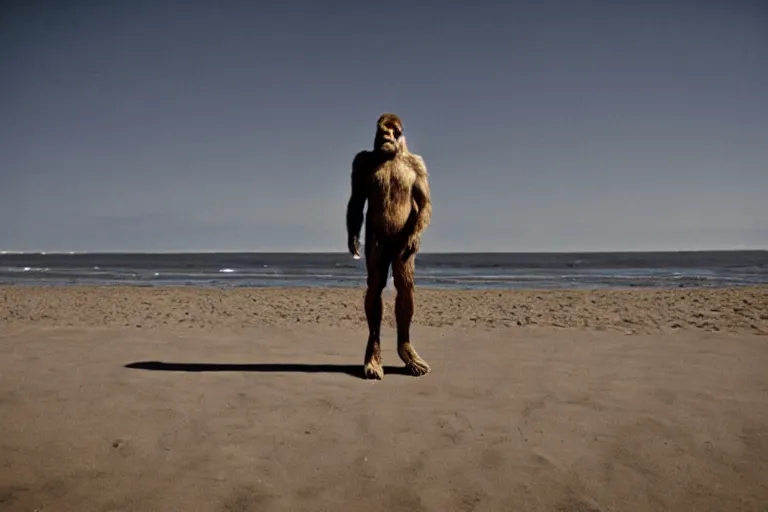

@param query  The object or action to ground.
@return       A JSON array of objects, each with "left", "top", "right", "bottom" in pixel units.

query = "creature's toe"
[
  {"left": 364, "top": 362, "right": 384, "bottom": 380},
  {"left": 406, "top": 358, "right": 431, "bottom": 377}
]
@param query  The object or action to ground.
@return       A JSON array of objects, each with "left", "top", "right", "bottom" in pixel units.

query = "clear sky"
[{"left": 1, "top": 0, "right": 766, "bottom": 253}]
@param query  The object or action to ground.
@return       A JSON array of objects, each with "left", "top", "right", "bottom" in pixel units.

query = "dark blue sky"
[{"left": 1, "top": 0, "right": 766, "bottom": 252}]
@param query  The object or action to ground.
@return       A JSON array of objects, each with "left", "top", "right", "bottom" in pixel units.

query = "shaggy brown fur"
[{"left": 346, "top": 113, "right": 433, "bottom": 379}]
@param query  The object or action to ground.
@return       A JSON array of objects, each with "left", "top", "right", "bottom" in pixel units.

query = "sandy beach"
[{"left": 1, "top": 285, "right": 767, "bottom": 511}]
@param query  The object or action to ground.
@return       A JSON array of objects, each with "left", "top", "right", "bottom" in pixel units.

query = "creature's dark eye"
[{"left": 393, "top": 128, "right": 402, "bottom": 138}]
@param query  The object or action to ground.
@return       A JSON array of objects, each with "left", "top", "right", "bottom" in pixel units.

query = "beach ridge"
[{"left": 2, "top": 285, "right": 766, "bottom": 334}]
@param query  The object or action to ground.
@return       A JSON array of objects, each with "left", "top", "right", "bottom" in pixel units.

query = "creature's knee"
[
  {"left": 393, "top": 271, "right": 414, "bottom": 292},
  {"left": 367, "top": 274, "right": 388, "bottom": 294}
]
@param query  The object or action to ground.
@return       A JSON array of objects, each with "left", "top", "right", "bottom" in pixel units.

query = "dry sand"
[{"left": 1, "top": 285, "right": 767, "bottom": 511}]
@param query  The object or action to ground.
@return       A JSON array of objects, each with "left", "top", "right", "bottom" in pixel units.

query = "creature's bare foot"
[
  {"left": 363, "top": 342, "right": 384, "bottom": 380},
  {"left": 398, "top": 343, "right": 431, "bottom": 377},
  {"left": 405, "top": 357, "right": 430, "bottom": 376},
  {"left": 363, "top": 358, "right": 384, "bottom": 380}
]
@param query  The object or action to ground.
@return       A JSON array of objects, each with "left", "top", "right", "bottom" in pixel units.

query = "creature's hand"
[
  {"left": 348, "top": 235, "right": 360, "bottom": 257},
  {"left": 402, "top": 236, "right": 420, "bottom": 261}
]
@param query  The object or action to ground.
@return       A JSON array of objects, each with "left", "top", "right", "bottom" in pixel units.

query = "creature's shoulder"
[
  {"left": 404, "top": 152, "right": 428, "bottom": 178},
  {"left": 352, "top": 150, "right": 376, "bottom": 174}
]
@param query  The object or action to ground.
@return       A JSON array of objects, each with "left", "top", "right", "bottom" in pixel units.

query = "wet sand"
[{"left": 1, "top": 285, "right": 767, "bottom": 511}]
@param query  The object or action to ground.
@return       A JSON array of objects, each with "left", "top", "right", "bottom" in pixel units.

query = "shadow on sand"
[{"left": 124, "top": 361, "right": 410, "bottom": 379}]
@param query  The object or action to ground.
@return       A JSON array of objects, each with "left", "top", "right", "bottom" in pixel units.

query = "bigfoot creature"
[{"left": 346, "top": 113, "right": 433, "bottom": 380}]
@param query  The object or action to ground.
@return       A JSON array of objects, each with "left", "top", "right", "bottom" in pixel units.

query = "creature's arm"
[
  {"left": 404, "top": 155, "right": 432, "bottom": 259},
  {"left": 346, "top": 152, "right": 368, "bottom": 256}
]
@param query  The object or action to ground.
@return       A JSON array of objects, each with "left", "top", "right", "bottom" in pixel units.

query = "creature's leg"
[
  {"left": 392, "top": 251, "right": 430, "bottom": 376},
  {"left": 363, "top": 239, "right": 391, "bottom": 380}
]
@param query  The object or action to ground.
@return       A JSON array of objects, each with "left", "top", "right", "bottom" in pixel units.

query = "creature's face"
[{"left": 374, "top": 114, "right": 404, "bottom": 155}]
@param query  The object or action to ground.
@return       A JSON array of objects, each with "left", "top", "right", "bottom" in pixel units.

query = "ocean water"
[{"left": 1, "top": 251, "right": 767, "bottom": 290}]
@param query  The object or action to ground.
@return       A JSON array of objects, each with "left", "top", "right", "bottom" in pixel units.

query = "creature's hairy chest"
[{"left": 369, "top": 160, "right": 416, "bottom": 196}]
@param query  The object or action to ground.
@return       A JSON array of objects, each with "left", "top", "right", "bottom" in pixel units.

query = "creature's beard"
[{"left": 376, "top": 140, "right": 398, "bottom": 156}]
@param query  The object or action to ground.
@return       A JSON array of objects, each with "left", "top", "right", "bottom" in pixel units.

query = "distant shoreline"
[
  {"left": 2, "top": 249, "right": 768, "bottom": 255},
  {"left": 2, "top": 250, "right": 766, "bottom": 289},
  {"left": 2, "top": 282, "right": 768, "bottom": 291}
]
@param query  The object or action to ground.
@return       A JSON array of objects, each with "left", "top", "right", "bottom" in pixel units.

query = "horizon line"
[{"left": 2, "top": 248, "right": 767, "bottom": 255}]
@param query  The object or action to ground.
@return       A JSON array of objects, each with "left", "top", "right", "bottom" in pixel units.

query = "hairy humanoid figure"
[{"left": 346, "top": 113, "right": 433, "bottom": 380}]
